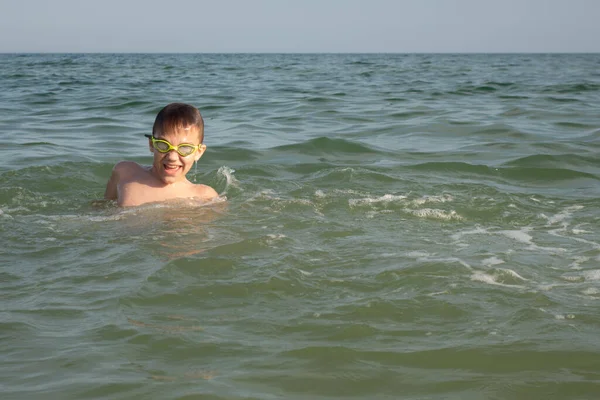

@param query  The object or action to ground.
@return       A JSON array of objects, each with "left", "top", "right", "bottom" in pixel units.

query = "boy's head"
[
  {"left": 148, "top": 103, "right": 206, "bottom": 185},
  {"left": 152, "top": 103, "right": 204, "bottom": 142}
]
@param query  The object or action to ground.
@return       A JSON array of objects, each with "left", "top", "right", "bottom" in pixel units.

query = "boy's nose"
[
  {"left": 165, "top": 149, "right": 179, "bottom": 159},
  {"left": 165, "top": 150, "right": 179, "bottom": 161}
]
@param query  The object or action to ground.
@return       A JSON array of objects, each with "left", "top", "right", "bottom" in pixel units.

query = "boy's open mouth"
[{"left": 164, "top": 164, "right": 182, "bottom": 173}]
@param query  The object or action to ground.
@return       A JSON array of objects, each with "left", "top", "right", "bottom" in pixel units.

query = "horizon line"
[{"left": 2, "top": 51, "right": 600, "bottom": 55}]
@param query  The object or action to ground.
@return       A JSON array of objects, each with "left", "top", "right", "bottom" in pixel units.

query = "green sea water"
[{"left": 1, "top": 53, "right": 600, "bottom": 399}]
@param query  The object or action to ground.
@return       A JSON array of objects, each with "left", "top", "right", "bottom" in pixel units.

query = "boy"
[{"left": 104, "top": 103, "right": 219, "bottom": 207}]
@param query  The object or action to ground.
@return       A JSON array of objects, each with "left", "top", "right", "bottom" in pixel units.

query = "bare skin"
[
  {"left": 104, "top": 161, "right": 218, "bottom": 207},
  {"left": 104, "top": 127, "right": 219, "bottom": 207}
]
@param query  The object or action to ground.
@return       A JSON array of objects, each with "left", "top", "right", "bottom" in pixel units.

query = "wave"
[
  {"left": 389, "top": 110, "right": 435, "bottom": 119},
  {"left": 463, "top": 123, "right": 530, "bottom": 139},
  {"left": 272, "top": 137, "right": 381, "bottom": 156},
  {"left": 500, "top": 166, "right": 599, "bottom": 182},
  {"left": 410, "top": 161, "right": 494, "bottom": 176},
  {"left": 541, "top": 83, "right": 600, "bottom": 94},
  {"left": 80, "top": 100, "right": 155, "bottom": 112},
  {"left": 208, "top": 144, "right": 263, "bottom": 162},
  {"left": 502, "top": 154, "right": 600, "bottom": 170},
  {"left": 20, "top": 141, "right": 60, "bottom": 148},
  {"left": 554, "top": 121, "right": 597, "bottom": 129},
  {"left": 545, "top": 96, "right": 582, "bottom": 103},
  {"left": 406, "top": 158, "right": 599, "bottom": 189}
]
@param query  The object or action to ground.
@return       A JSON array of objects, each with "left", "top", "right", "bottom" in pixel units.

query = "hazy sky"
[{"left": 1, "top": 0, "right": 598, "bottom": 53}]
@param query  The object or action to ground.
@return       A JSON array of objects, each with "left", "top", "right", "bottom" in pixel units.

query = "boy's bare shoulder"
[
  {"left": 193, "top": 184, "right": 219, "bottom": 200},
  {"left": 105, "top": 161, "right": 144, "bottom": 201},
  {"left": 113, "top": 161, "right": 144, "bottom": 173},
  {"left": 112, "top": 161, "right": 148, "bottom": 180}
]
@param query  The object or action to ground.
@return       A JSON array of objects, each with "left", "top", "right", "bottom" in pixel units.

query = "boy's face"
[{"left": 149, "top": 127, "right": 205, "bottom": 185}]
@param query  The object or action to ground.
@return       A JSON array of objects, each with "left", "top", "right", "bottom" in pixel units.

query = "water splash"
[{"left": 216, "top": 166, "right": 239, "bottom": 195}]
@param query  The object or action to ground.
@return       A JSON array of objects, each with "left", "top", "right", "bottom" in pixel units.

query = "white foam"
[
  {"left": 264, "top": 233, "right": 287, "bottom": 247},
  {"left": 406, "top": 208, "right": 463, "bottom": 221},
  {"left": 498, "top": 229, "right": 533, "bottom": 245},
  {"left": 538, "top": 284, "right": 558, "bottom": 291},
  {"left": 569, "top": 256, "right": 589, "bottom": 270},
  {"left": 88, "top": 215, "right": 125, "bottom": 222},
  {"left": 582, "top": 287, "right": 600, "bottom": 296},
  {"left": 554, "top": 314, "right": 575, "bottom": 320},
  {"left": 379, "top": 253, "right": 399, "bottom": 258},
  {"left": 365, "top": 210, "right": 393, "bottom": 219},
  {"left": 451, "top": 226, "right": 489, "bottom": 241},
  {"left": 406, "top": 251, "right": 431, "bottom": 258},
  {"left": 411, "top": 255, "right": 472, "bottom": 270},
  {"left": 543, "top": 205, "right": 584, "bottom": 226},
  {"left": 471, "top": 272, "right": 500, "bottom": 285},
  {"left": 482, "top": 257, "right": 505, "bottom": 267},
  {"left": 348, "top": 194, "right": 407, "bottom": 207},
  {"left": 491, "top": 227, "right": 565, "bottom": 254},
  {"left": 411, "top": 194, "right": 454, "bottom": 206},
  {"left": 348, "top": 194, "right": 458, "bottom": 213},
  {"left": 248, "top": 189, "right": 277, "bottom": 201},
  {"left": 572, "top": 229, "right": 591, "bottom": 234},
  {"left": 533, "top": 244, "right": 567, "bottom": 254},
  {"left": 266, "top": 233, "right": 286, "bottom": 240},
  {"left": 470, "top": 272, "right": 522, "bottom": 287},
  {"left": 560, "top": 275, "right": 584, "bottom": 282},
  {"left": 452, "top": 258, "right": 472, "bottom": 269},
  {"left": 333, "top": 189, "right": 364, "bottom": 196},
  {"left": 3, "top": 206, "right": 30, "bottom": 213},
  {"left": 583, "top": 270, "right": 600, "bottom": 281},
  {"left": 314, "top": 190, "right": 326, "bottom": 198},
  {"left": 427, "top": 291, "right": 449, "bottom": 296},
  {"left": 498, "top": 268, "right": 528, "bottom": 281},
  {"left": 297, "top": 199, "right": 314, "bottom": 206}
]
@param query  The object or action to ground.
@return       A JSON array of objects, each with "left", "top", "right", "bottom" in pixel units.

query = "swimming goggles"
[{"left": 145, "top": 134, "right": 204, "bottom": 157}]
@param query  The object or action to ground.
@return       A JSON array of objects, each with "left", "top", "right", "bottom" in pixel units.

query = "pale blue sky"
[{"left": 1, "top": 0, "right": 598, "bottom": 53}]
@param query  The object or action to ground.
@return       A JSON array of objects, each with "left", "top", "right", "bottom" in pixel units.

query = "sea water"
[{"left": 1, "top": 53, "right": 600, "bottom": 399}]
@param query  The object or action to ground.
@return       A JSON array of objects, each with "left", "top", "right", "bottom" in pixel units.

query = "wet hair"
[{"left": 152, "top": 103, "right": 205, "bottom": 142}]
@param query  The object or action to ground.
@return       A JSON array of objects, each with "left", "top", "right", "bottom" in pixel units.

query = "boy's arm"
[{"left": 104, "top": 163, "right": 122, "bottom": 200}]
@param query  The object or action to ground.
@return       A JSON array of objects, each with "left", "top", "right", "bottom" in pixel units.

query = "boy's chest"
[{"left": 117, "top": 180, "right": 191, "bottom": 207}]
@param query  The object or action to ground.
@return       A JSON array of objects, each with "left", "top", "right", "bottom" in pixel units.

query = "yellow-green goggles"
[{"left": 145, "top": 134, "right": 203, "bottom": 157}]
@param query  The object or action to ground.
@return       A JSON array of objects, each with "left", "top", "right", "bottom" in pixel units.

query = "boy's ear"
[
  {"left": 195, "top": 144, "right": 207, "bottom": 161},
  {"left": 148, "top": 137, "right": 154, "bottom": 153}
]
